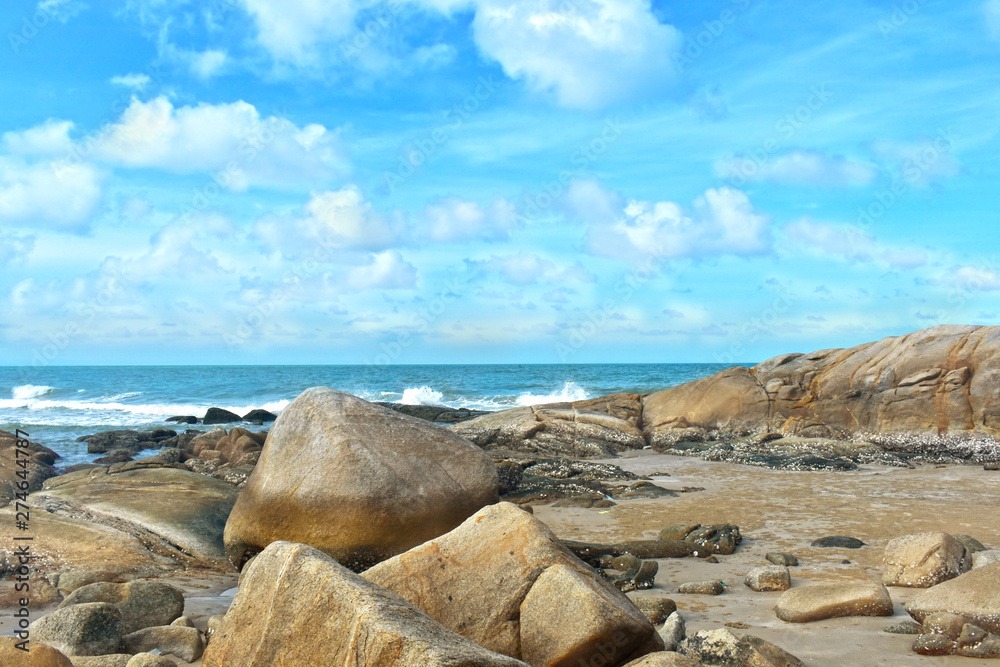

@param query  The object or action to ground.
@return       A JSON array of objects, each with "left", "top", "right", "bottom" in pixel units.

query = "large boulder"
[
  {"left": 452, "top": 393, "right": 645, "bottom": 458},
  {"left": 364, "top": 501, "right": 663, "bottom": 664},
  {"left": 58, "top": 581, "right": 184, "bottom": 634},
  {"left": 29, "top": 602, "right": 124, "bottom": 656},
  {"left": 905, "top": 561, "right": 1000, "bottom": 633},
  {"left": 644, "top": 325, "right": 1000, "bottom": 444},
  {"left": 883, "top": 532, "right": 971, "bottom": 587},
  {"left": 202, "top": 408, "right": 242, "bottom": 425},
  {"left": 0, "top": 637, "right": 74, "bottom": 666},
  {"left": 775, "top": 582, "right": 893, "bottom": 623},
  {"left": 681, "top": 628, "right": 804, "bottom": 666},
  {"left": 202, "top": 541, "right": 528, "bottom": 666},
  {"left": 223, "top": 388, "right": 499, "bottom": 570},
  {"left": 29, "top": 465, "right": 237, "bottom": 568}
]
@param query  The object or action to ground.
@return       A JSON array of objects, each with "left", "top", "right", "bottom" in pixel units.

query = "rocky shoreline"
[{"left": 2, "top": 325, "right": 1000, "bottom": 665}]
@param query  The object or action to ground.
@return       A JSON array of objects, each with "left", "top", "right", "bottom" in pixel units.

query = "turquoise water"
[{"left": 0, "top": 364, "right": 738, "bottom": 467}]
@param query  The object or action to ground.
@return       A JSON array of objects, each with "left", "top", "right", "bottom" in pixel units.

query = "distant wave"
[
  {"left": 515, "top": 381, "right": 590, "bottom": 406},
  {"left": 11, "top": 384, "right": 56, "bottom": 400},
  {"left": 398, "top": 386, "right": 446, "bottom": 406},
  {"left": 0, "top": 395, "right": 290, "bottom": 426}
]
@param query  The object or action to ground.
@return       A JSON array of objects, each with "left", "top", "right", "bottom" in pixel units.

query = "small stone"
[
  {"left": 811, "top": 536, "right": 866, "bottom": 549},
  {"left": 745, "top": 566, "right": 791, "bottom": 592},
  {"left": 703, "top": 555, "right": 719, "bottom": 564},
  {"left": 120, "top": 626, "right": 205, "bottom": 663},
  {"left": 658, "top": 611, "right": 686, "bottom": 652},
  {"left": 956, "top": 625, "right": 1000, "bottom": 659},
  {"left": 913, "top": 633, "right": 956, "bottom": 656},
  {"left": 957, "top": 623, "right": 989, "bottom": 647},
  {"left": 630, "top": 597, "right": 678, "bottom": 625},
  {"left": 766, "top": 552, "right": 799, "bottom": 567},
  {"left": 678, "top": 580, "right": 725, "bottom": 595},
  {"left": 883, "top": 621, "right": 923, "bottom": 634}
]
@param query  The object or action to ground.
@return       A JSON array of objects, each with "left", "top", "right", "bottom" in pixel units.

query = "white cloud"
[
  {"left": 110, "top": 73, "right": 152, "bottom": 89},
  {"left": 985, "top": 0, "right": 1000, "bottom": 40},
  {"left": 784, "top": 218, "right": 928, "bottom": 268},
  {"left": 950, "top": 265, "right": 1000, "bottom": 291},
  {"left": 3, "top": 120, "right": 75, "bottom": 156},
  {"left": 423, "top": 197, "right": 518, "bottom": 242},
  {"left": 581, "top": 183, "right": 772, "bottom": 260},
  {"left": 472, "top": 253, "right": 592, "bottom": 285},
  {"left": 238, "top": 0, "right": 355, "bottom": 65},
  {"left": 190, "top": 49, "right": 228, "bottom": 79},
  {"left": 0, "top": 157, "right": 103, "bottom": 231},
  {"left": 471, "top": 0, "right": 682, "bottom": 108},
  {"left": 716, "top": 150, "right": 878, "bottom": 187},
  {"left": 348, "top": 250, "right": 418, "bottom": 289},
  {"left": 870, "top": 136, "right": 960, "bottom": 188},
  {"left": 256, "top": 185, "right": 402, "bottom": 256},
  {"left": 93, "top": 96, "right": 347, "bottom": 189}
]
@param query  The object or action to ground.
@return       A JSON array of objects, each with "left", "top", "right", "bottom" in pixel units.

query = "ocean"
[{"left": 0, "top": 364, "right": 737, "bottom": 467}]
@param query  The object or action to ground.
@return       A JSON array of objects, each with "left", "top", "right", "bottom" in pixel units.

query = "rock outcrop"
[
  {"left": 452, "top": 393, "right": 645, "bottom": 458},
  {"left": 223, "top": 387, "right": 499, "bottom": 570},
  {"left": 644, "top": 325, "right": 1000, "bottom": 449},
  {"left": 202, "top": 541, "right": 528, "bottom": 666},
  {"left": 905, "top": 561, "right": 1000, "bottom": 633},
  {"left": 883, "top": 532, "right": 971, "bottom": 588},
  {"left": 0, "top": 430, "right": 58, "bottom": 507}
]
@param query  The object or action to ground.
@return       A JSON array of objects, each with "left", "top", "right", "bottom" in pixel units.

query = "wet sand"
[{"left": 534, "top": 451, "right": 1000, "bottom": 666}]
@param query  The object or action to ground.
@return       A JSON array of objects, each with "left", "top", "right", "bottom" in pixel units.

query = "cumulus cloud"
[
  {"left": 3, "top": 120, "right": 75, "bottom": 156},
  {"left": 256, "top": 185, "right": 403, "bottom": 257},
  {"left": 92, "top": 96, "right": 346, "bottom": 189},
  {"left": 470, "top": 0, "right": 682, "bottom": 108},
  {"left": 716, "top": 150, "right": 878, "bottom": 187},
  {"left": 348, "top": 250, "right": 418, "bottom": 289},
  {"left": 579, "top": 183, "right": 772, "bottom": 261},
  {"left": 784, "top": 218, "right": 928, "bottom": 269},
  {"left": 235, "top": 0, "right": 680, "bottom": 108},
  {"left": 0, "top": 157, "right": 103, "bottom": 231},
  {"left": 423, "top": 197, "right": 518, "bottom": 242},
  {"left": 470, "top": 252, "right": 592, "bottom": 285}
]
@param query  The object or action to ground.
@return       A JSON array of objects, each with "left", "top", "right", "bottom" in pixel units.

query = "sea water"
[{"left": 0, "top": 364, "right": 737, "bottom": 467}]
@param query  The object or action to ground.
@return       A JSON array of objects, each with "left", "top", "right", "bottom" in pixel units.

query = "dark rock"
[
  {"left": 811, "top": 536, "right": 866, "bottom": 549},
  {"left": 955, "top": 534, "right": 988, "bottom": 553},
  {"left": 77, "top": 430, "right": 177, "bottom": 454},
  {"left": 913, "top": 633, "right": 956, "bottom": 656},
  {"left": 565, "top": 539, "right": 695, "bottom": 564},
  {"left": 767, "top": 552, "right": 799, "bottom": 566},
  {"left": 612, "top": 559, "right": 658, "bottom": 592},
  {"left": 242, "top": 409, "right": 277, "bottom": 422},
  {"left": 630, "top": 597, "right": 677, "bottom": 625},
  {"left": 92, "top": 449, "right": 135, "bottom": 465},
  {"left": 659, "top": 523, "right": 742, "bottom": 555},
  {"left": 165, "top": 415, "right": 198, "bottom": 424},
  {"left": 202, "top": 408, "right": 242, "bottom": 425},
  {"left": 375, "top": 402, "right": 489, "bottom": 424}
]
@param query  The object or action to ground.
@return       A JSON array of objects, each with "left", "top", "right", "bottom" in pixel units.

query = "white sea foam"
[
  {"left": 515, "top": 381, "right": 590, "bottom": 406},
  {"left": 0, "top": 396, "right": 291, "bottom": 425},
  {"left": 11, "top": 385, "right": 56, "bottom": 400},
  {"left": 399, "top": 386, "right": 446, "bottom": 406}
]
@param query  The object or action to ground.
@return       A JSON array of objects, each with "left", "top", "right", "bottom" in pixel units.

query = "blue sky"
[{"left": 1, "top": 0, "right": 999, "bottom": 366}]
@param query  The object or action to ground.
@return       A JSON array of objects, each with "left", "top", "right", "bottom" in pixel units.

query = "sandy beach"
[{"left": 534, "top": 452, "right": 1000, "bottom": 666}]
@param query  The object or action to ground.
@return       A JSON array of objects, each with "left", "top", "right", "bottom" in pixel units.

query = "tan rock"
[
  {"left": 0, "top": 431, "right": 59, "bottom": 507},
  {"left": 745, "top": 566, "right": 791, "bottom": 592},
  {"left": 120, "top": 626, "right": 204, "bottom": 663},
  {"left": 31, "top": 466, "right": 237, "bottom": 567},
  {"left": 623, "top": 652, "right": 701, "bottom": 666},
  {"left": 681, "top": 629, "right": 804, "bottom": 666},
  {"left": 59, "top": 581, "right": 184, "bottom": 634},
  {"left": 521, "top": 563, "right": 659, "bottom": 666},
  {"left": 906, "top": 561, "right": 1000, "bottom": 633},
  {"left": 224, "top": 387, "right": 499, "bottom": 569},
  {"left": 29, "top": 602, "right": 124, "bottom": 656},
  {"left": 202, "top": 541, "right": 528, "bottom": 666},
  {"left": 364, "top": 502, "right": 661, "bottom": 662},
  {"left": 643, "top": 325, "right": 1000, "bottom": 442},
  {"left": 883, "top": 532, "right": 971, "bottom": 587},
  {"left": 775, "top": 581, "right": 893, "bottom": 623},
  {"left": 0, "top": 637, "right": 73, "bottom": 666}
]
